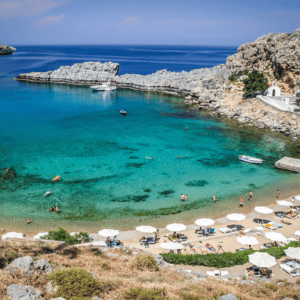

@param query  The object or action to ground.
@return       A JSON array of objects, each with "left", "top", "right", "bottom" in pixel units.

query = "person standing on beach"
[
  {"left": 249, "top": 190, "right": 253, "bottom": 201},
  {"left": 27, "top": 218, "right": 31, "bottom": 225},
  {"left": 181, "top": 194, "right": 185, "bottom": 202},
  {"left": 277, "top": 190, "right": 280, "bottom": 199},
  {"left": 156, "top": 229, "right": 159, "bottom": 238},
  {"left": 212, "top": 194, "right": 216, "bottom": 204},
  {"left": 239, "top": 197, "right": 244, "bottom": 207}
]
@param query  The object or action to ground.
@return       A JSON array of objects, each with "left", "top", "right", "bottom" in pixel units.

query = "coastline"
[{"left": 2, "top": 173, "right": 300, "bottom": 236}]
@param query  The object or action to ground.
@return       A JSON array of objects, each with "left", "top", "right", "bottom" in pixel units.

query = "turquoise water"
[{"left": 0, "top": 76, "right": 299, "bottom": 224}]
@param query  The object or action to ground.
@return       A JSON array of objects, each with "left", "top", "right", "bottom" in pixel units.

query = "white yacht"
[
  {"left": 90, "top": 82, "right": 117, "bottom": 91},
  {"left": 239, "top": 155, "right": 263, "bottom": 164}
]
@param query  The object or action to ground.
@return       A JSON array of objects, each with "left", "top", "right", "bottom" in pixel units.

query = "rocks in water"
[
  {"left": 218, "top": 294, "right": 239, "bottom": 300},
  {"left": 0, "top": 44, "right": 16, "bottom": 56},
  {"left": 7, "top": 284, "right": 44, "bottom": 300},
  {"left": 17, "top": 61, "right": 119, "bottom": 84},
  {"left": 5, "top": 257, "right": 52, "bottom": 276}
]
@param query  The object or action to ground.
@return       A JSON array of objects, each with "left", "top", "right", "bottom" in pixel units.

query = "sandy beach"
[{"left": 2, "top": 193, "right": 299, "bottom": 282}]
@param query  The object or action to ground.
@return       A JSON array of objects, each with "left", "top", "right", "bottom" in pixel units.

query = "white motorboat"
[
  {"left": 120, "top": 110, "right": 127, "bottom": 116},
  {"left": 239, "top": 155, "right": 263, "bottom": 164},
  {"left": 90, "top": 82, "right": 117, "bottom": 91}
]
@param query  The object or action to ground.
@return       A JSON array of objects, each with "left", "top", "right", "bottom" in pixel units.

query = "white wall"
[{"left": 257, "top": 95, "right": 293, "bottom": 112}]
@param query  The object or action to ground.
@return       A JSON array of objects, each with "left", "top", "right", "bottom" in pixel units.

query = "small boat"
[
  {"left": 120, "top": 110, "right": 127, "bottom": 116},
  {"left": 239, "top": 155, "right": 263, "bottom": 164},
  {"left": 146, "top": 156, "right": 153, "bottom": 160},
  {"left": 90, "top": 82, "right": 117, "bottom": 91},
  {"left": 44, "top": 191, "right": 51, "bottom": 197}
]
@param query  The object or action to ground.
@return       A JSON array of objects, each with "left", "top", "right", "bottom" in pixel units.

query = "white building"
[{"left": 265, "top": 81, "right": 281, "bottom": 97}]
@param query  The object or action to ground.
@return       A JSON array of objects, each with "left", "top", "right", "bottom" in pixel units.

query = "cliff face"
[
  {"left": 226, "top": 28, "right": 300, "bottom": 94},
  {"left": 0, "top": 44, "right": 16, "bottom": 56}
]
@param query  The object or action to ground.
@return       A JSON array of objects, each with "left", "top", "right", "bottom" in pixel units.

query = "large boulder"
[
  {"left": 5, "top": 256, "right": 34, "bottom": 276},
  {"left": 7, "top": 284, "right": 44, "bottom": 300},
  {"left": 5, "top": 257, "right": 52, "bottom": 276},
  {"left": 34, "top": 259, "right": 53, "bottom": 274}
]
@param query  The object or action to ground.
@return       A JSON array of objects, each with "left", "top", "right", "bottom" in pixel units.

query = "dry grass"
[{"left": 0, "top": 246, "right": 300, "bottom": 299}]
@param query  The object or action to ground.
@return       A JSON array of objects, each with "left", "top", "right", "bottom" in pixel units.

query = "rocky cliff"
[
  {"left": 226, "top": 28, "right": 300, "bottom": 94},
  {"left": 0, "top": 44, "right": 16, "bottom": 55},
  {"left": 16, "top": 27, "right": 300, "bottom": 140}
]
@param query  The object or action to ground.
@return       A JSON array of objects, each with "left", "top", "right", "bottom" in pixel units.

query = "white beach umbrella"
[
  {"left": 33, "top": 232, "right": 48, "bottom": 240},
  {"left": 160, "top": 242, "right": 184, "bottom": 250},
  {"left": 254, "top": 206, "right": 274, "bottom": 214},
  {"left": 98, "top": 229, "right": 120, "bottom": 237},
  {"left": 237, "top": 236, "right": 259, "bottom": 246},
  {"left": 226, "top": 213, "right": 246, "bottom": 229},
  {"left": 2, "top": 232, "right": 23, "bottom": 240},
  {"left": 226, "top": 213, "right": 246, "bottom": 222},
  {"left": 194, "top": 218, "right": 215, "bottom": 227},
  {"left": 166, "top": 223, "right": 186, "bottom": 232},
  {"left": 248, "top": 252, "right": 277, "bottom": 268},
  {"left": 284, "top": 247, "right": 300, "bottom": 260},
  {"left": 136, "top": 226, "right": 157, "bottom": 233},
  {"left": 265, "top": 232, "right": 288, "bottom": 243},
  {"left": 294, "top": 230, "right": 300, "bottom": 237},
  {"left": 277, "top": 200, "right": 293, "bottom": 206},
  {"left": 295, "top": 196, "right": 300, "bottom": 201}
]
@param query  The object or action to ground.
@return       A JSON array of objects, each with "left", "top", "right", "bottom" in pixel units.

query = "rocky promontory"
[
  {"left": 0, "top": 44, "right": 16, "bottom": 56},
  {"left": 16, "top": 27, "right": 300, "bottom": 140}
]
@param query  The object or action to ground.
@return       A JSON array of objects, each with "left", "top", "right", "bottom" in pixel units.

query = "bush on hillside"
[
  {"left": 49, "top": 268, "right": 100, "bottom": 299},
  {"left": 134, "top": 255, "right": 159, "bottom": 271},
  {"left": 42, "top": 227, "right": 89, "bottom": 245},
  {"left": 161, "top": 241, "right": 300, "bottom": 268},
  {"left": 124, "top": 287, "right": 169, "bottom": 300},
  {"left": 243, "top": 70, "right": 269, "bottom": 97},
  {"left": 228, "top": 69, "right": 249, "bottom": 82}
]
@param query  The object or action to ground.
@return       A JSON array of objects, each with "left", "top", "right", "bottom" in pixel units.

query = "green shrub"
[
  {"left": 124, "top": 287, "right": 169, "bottom": 300},
  {"left": 49, "top": 268, "right": 100, "bottom": 299},
  {"left": 134, "top": 255, "right": 159, "bottom": 271},
  {"left": 268, "top": 38, "right": 272, "bottom": 42},
  {"left": 243, "top": 70, "right": 269, "bottom": 97},
  {"left": 161, "top": 241, "right": 300, "bottom": 268},
  {"left": 42, "top": 227, "right": 89, "bottom": 245}
]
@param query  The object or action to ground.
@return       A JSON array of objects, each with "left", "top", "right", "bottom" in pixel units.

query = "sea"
[{"left": 1, "top": 45, "right": 300, "bottom": 231}]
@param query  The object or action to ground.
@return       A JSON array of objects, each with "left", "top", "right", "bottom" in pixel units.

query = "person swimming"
[
  {"left": 181, "top": 194, "right": 185, "bottom": 202},
  {"left": 176, "top": 156, "right": 182, "bottom": 158}
]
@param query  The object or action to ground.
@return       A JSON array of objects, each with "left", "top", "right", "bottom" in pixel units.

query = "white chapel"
[{"left": 265, "top": 81, "right": 281, "bottom": 97}]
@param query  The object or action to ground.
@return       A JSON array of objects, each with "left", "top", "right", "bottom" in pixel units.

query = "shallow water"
[{"left": 1, "top": 76, "right": 300, "bottom": 228}]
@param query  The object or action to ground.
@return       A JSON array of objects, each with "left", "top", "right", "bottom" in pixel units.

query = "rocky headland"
[
  {"left": 16, "top": 28, "right": 300, "bottom": 140},
  {"left": 0, "top": 44, "right": 16, "bottom": 56}
]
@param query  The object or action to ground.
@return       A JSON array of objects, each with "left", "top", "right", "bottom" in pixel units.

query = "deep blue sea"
[{"left": 0, "top": 45, "right": 299, "bottom": 230}]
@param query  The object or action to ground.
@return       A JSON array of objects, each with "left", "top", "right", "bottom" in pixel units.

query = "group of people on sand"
[{"left": 180, "top": 194, "right": 188, "bottom": 202}]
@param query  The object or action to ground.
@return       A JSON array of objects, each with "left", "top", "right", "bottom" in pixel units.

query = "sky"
[{"left": 0, "top": 0, "right": 300, "bottom": 46}]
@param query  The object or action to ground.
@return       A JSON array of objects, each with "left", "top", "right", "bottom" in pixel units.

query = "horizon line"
[{"left": 10, "top": 44, "right": 239, "bottom": 48}]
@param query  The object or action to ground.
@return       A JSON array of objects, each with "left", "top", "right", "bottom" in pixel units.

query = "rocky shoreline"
[
  {"left": 0, "top": 44, "right": 16, "bottom": 56},
  {"left": 16, "top": 27, "right": 300, "bottom": 141}
]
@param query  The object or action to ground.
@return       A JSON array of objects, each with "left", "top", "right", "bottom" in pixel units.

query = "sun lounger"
[
  {"left": 280, "top": 220, "right": 292, "bottom": 225},
  {"left": 260, "top": 246, "right": 267, "bottom": 250},
  {"left": 280, "top": 264, "right": 300, "bottom": 277},
  {"left": 264, "top": 224, "right": 277, "bottom": 230},
  {"left": 269, "top": 222, "right": 283, "bottom": 228},
  {"left": 219, "top": 227, "right": 236, "bottom": 234}
]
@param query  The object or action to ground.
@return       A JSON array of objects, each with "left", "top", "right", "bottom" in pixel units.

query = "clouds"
[
  {"left": 0, "top": 0, "right": 69, "bottom": 19},
  {"left": 37, "top": 13, "right": 66, "bottom": 25},
  {"left": 152, "top": 19, "right": 182, "bottom": 27},
  {"left": 122, "top": 16, "right": 140, "bottom": 25}
]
